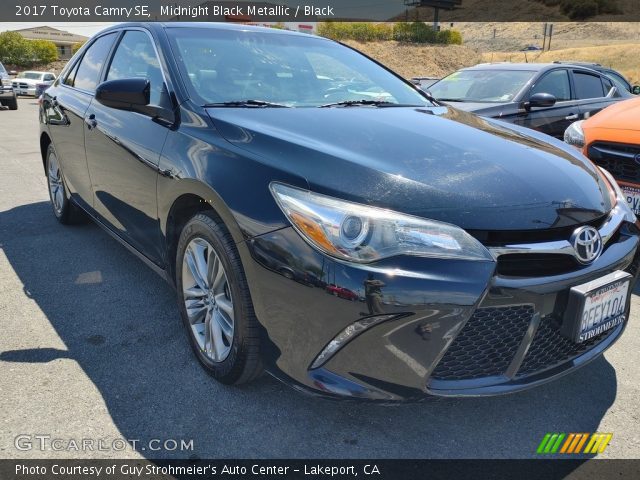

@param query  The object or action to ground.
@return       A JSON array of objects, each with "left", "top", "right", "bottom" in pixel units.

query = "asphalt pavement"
[{"left": 0, "top": 98, "right": 639, "bottom": 460}]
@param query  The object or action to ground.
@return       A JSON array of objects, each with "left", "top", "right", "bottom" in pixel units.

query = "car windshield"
[
  {"left": 429, "top": 69, "right": 536, "bottom": 103},
  {"left": 17, "top": 72, "right": 44, "bottom": 80},
  {"left": 166, "top": 27, "right": 430, "bottom": 108}
]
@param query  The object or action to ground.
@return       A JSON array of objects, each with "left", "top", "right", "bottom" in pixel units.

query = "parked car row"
[
  {"left": 425, "top": 62, "right": 635, "bottom": 139},
  {"left": 0, "top": 64, "right": 58, "bottom": 111}
]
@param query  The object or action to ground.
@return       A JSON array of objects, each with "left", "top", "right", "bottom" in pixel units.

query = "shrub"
[
  {"left": 561, "top": 0, "right": 599, "bottom": 19},
  {"left": 318, "top": 22, "right": 462, "bottom": 45},
  {"left": 596, "top": 0, "right": 622, "bottom": 14},
  {"left": 535, "top": 0, "right": 620, "bottom": 18},
  {"left": 0, "top": 31, "right": 33, "bottom": 67},
  {"left": 437, "top": 29, "right": 463, "bottom": 45},
  {"left": 30, "top": 40, "right": 58, "bottom": 64}
]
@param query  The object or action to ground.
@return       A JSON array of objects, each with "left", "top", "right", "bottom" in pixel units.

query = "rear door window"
[{"left": 573, "top": 71, "right": 606, "bottom": 99}]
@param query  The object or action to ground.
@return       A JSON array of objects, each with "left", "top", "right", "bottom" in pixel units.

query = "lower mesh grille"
[
  {"left": 516, "top": 317, "right": 615, "bottom": 377},
  {"left": 431, "top": 305, "right": 534, "bottom": 381}
]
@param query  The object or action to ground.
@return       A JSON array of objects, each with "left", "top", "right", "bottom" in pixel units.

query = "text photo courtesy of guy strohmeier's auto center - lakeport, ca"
[{"left": 2, "top": 0, "right": 640, "bottom": 479}]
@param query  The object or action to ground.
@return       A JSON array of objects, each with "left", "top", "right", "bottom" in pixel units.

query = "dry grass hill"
[{"left": 345, "top": 22, "right": 640, "bottom": 85}]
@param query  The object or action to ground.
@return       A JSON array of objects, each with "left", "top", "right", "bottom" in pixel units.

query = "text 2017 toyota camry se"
[{"left": 39, "top": 23, "right": 639, "bottom": 401}]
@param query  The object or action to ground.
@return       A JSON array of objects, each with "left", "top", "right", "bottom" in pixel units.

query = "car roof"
[
  {"left": 99, "top": 21, "right": 324, "bottom": 40},
  {"left": 461, "top": 62, "right": 612, "bottom": 75},
  {"left": 463, "top": 63, "right": 563, "bottom": 72}
]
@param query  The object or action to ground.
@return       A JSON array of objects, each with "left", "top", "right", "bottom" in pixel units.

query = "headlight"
[
  {"left": 270, "top": 183, "right": 493, "bottom": 263},
  {"left": 598, "top": 167, "right": 637, "bottom": 223},
  {"left": 564, "top": 120, "right": 585, "bottom": 149}
]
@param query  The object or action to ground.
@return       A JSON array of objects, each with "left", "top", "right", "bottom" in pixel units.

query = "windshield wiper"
[
  {"left": 435, "top": 98, "right": 464, "bottom": 102},
  {"left": 319, "top": 99, "right": 416, "bottom": 108},
  {"left": 204, "top": 100, "right": 291, "bottom": 108}
]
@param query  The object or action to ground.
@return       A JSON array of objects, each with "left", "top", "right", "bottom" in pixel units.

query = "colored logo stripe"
[{"left": 537, "top": 433, "right": 612, "bottom": 454}]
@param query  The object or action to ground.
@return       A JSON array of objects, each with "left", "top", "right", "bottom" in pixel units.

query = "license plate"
[
  {"left": 622, "top": 184, "right": 640, "bottom": 217},
  {"left": 562, "top": 271, "right": 632, "bottom": 343}
]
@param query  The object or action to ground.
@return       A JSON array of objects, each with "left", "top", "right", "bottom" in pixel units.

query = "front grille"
[
  {"left": 517, "top": 317, "right": 614, "bottom": 377},
  {"left": 431, "top": 304, "right": 619, "bottom": 384},
  {"left": 431, "top": 305, "right": 534, "bottom": 380},
  {"left": 496, "top": 253, "right": 583, "bottom": 277},
  {"left": 468, "top": 216, "right": 606, "bottom": 246},
  {"left": 588, "top": 142, "right": 640, "bottom": 184}
]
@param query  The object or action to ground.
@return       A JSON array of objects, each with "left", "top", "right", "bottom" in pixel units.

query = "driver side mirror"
[
  {"left": 96, "top": 78, "right": 150, "bottom": 110},
  {"left": 633, "top": 85, "right": 640, "bottom": 95},
  {"left": 525, "top": 92, "right": 557, "bottom": 111}
]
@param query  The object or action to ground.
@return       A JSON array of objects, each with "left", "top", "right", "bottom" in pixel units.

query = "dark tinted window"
[
  {"left": 574, "top": 71, "right": 605, "bottom": 99},
  {"left": 44, "top": 74, "right": 55, "bottom": 81},
  {"left": 530, "top": 69, "right": 571, "bottom": 101},
  {"left": 73, "top": 33, "right": 117, "bottom": 92},
  {"left": 106, "top": 31, "right": 163, "bottom": 105}
]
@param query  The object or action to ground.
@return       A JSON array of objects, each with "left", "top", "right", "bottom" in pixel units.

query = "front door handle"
[
  {"left": 565, "top": 113, "right": 579, "bottom": 121},
  {"left": 85, "top": 113, "right": 97, "bottom": 130}
]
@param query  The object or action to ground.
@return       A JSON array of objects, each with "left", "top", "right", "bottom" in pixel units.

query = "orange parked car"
[{"left": 565, "top": 96, "right": 640, "bottom": 216}]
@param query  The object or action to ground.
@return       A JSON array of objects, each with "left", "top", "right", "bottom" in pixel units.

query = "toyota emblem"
[
  {"left": 571, "top": 226, "right": 602, "bottom": 265},
  {"left": 635, "top": 153, "right": 640, "bottom": 166}
]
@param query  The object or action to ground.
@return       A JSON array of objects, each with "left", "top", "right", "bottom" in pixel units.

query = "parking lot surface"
[{"left": 1, "top": 99, "right": 639, "bottom": 459}]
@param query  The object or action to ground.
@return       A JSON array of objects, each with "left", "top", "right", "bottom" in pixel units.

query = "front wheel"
[
  {"left": 6, "top": 97, "right": 18, "bottom": 110},
  {"left": 176, "top": 212, "right": 263, "bottom": 384}
]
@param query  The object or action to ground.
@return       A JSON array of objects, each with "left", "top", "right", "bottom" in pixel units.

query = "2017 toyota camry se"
[{"left": 39, "top": 23, "right": 640, "bottom": 401}]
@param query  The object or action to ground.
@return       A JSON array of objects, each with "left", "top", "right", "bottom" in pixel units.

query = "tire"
[
  {"left": 176, "top": 211, "right": 263, "bottom": 385},
  {"left": 7, "top": 97, "right": 17, "bottom": 110},
  {"left": 45, "top": 144, "right": 85, "bottom": 224}
]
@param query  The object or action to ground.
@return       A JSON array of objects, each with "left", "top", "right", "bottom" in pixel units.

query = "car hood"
[
  {"left": 207, "top": 105, "right": 611, "bottom": 231},
  {"left": 585, "top": 97, "right": 640, "bottom": 132}
]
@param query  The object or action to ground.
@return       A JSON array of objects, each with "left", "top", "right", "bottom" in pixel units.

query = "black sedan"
[
  {"left": 428, "top": 63, "right": 633, "bottom": 139},
  {"left": 39, "top": 23, "right": 639, "bottom": 401}
]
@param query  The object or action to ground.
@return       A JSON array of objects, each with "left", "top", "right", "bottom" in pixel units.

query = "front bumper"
[
  {"left": 242, "top": 219, "right": 639, "bottom": 402},
  {"left": 13, "top": 86, "right": 36, "bottom": 96}
]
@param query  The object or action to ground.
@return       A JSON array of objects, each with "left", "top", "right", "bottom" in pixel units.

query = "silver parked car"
[{"left": 12, "top": 71, "right": 56, "bottom": 96}]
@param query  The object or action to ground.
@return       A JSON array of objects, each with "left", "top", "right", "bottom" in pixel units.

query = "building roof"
[{"left": 12, "top": 26, "right": 88, "bottom": 45}]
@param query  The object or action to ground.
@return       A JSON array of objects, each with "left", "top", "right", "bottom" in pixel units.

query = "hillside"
[
  {"left": 482, "top": 43, "right": 640, "bottom": 84},
  {"left": 455, "top": 22, "right": 640, "bottom": 51},
  {"left": 398, "top": 0, "right": 640, "bottom": 22},
  {"left": 343, "top": 41, "right": 482, "bottom": 79}
]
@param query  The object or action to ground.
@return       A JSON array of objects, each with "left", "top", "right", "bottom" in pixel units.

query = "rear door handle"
[
  {"left": 85, "top": 113, "right": 97, "bottom": 130},
  {"left": 565, "top": 113, "right": 579, "bottom": 121}
]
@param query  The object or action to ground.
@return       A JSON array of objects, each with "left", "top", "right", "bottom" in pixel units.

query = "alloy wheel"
[
  {"left": 47, "top": 152, "right": 64, "bottom": 215},
  {"left": 182, "top": 237, "right": 235, "bottom": 362}
]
